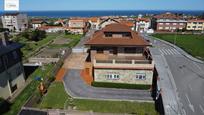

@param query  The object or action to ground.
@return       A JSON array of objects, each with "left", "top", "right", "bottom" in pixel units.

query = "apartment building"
[
  {"left": 0, "top": 32, "right": 25, "bottom": 99},
  {"left": 187, "top": 19, "right": 204, "bottom": 31},
  {"left": 85, "top": 24, "right": 154, "bottom": 85},
  {"left": 151, "top": 12, "right": 187, "bottom": 31},
  {"left": 1, "top": 13, "right": 28, "bottom": 32}
]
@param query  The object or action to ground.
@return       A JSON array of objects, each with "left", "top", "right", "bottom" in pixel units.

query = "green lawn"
[
  {"left": 152, "top": 34, "right": 204, "bottom": 60},
  {"left": 40, "top": 82, "right": 158, "bottom": 115},
  {"left": 3, "top": 64, "right": 54, "bottom": 115}
]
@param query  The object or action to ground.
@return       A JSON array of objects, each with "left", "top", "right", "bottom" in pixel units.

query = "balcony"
[{"left": 93, "top": 54, "right": 154, "bottom": 69}]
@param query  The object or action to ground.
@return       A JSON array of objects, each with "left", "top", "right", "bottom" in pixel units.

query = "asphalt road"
[
  {"left": 143, "top": 34, "right": 204, "bottom": 115},
  {"left": 63, "top": 69, "right": 153, "bottom": 101}
]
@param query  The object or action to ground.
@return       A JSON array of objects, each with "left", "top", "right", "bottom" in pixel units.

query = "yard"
[
  {"left": 39, "top": 82, "right": 158, "bottom": 115},
  {"left": 48, "top": 34, "right": 83, "bottom": 48},
  {"left": 152, "top": 34, "right": 204, "bottom": 60},
  {"left": 2, "top": 64, "right": 54, "bottom": 115}
]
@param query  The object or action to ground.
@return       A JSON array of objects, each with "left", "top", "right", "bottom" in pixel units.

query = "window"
[
  {"left": 158, "top": 27, "right": 163, "bottom": 30},
  {"left": 198, "top": 22, "right": 203, "bottom": 24},
  {"left": 198, "top": 26, "right": 202, "bottom": 28},
  {"left": 135, "top": 73, "right": 146, "bottom": 80},
  {"left": 159, "top": 23, "right": 163, "bottom": 25},
  {"left": 173, "top": 23, "right": 177, "bottom": 25},
  {"left": 187, "top": 26, "right": 191, "bottom": 28},
  {"left": 165, "top": 23, "right": 170, "bottom": 25},
  {"left": 106, "top": 74, "right": 120, "bottom": 80},
  {"left": 193, "top": 22, "right": 197, "bottom": 24},
  {"left": 165, "top": 27, "right": 169, "bottom": 30}
]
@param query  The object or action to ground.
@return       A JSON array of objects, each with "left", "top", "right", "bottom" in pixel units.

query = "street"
[{"left": 143, "top": 34, "right": 204, "bottom": 115}]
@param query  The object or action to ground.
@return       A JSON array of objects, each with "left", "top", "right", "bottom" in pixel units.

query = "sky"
[{"left": 0, "top": 0, "right": 204, "bottom": 11}]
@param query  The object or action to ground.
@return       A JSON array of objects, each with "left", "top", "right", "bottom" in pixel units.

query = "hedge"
[{"left": 91, "top": 82, "right": 151, "bottom": 90}]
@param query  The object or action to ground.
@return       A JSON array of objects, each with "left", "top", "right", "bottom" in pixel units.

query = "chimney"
[{"left": 0, "top": 32, "right": 9, "bottom": 46}]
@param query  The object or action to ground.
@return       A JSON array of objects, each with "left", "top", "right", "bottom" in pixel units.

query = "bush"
[{"left": 91, "top": 82, "right": 151, "bottom": 90}]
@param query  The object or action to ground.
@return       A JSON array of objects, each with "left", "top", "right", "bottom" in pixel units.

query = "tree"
[{"left": 30, "top": 30, "right": 46, "bottom": 41}]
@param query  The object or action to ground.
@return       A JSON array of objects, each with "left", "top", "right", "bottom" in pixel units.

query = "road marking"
[
  {"left": 185, "top": 94, "right": 195, "bottom": 112},
  {"left": 169, "top": 49, "right": 175, "bottom": 55},
  {"left": 199, "top": 105, "right": 204, "bottom": 113},
  {"left": 159, "top": 49, "right": 164, "bottom": 55},
  {"left": 173, "top": 49, "right": 180, "bottom": 55}
]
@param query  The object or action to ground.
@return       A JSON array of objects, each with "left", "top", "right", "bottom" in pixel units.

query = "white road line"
[
  {"left": 161, "top": 49, "right": 167, "bottom": 55},
  {"left": 159, "top": 49, "right": 164, "bottom": 55},
  {"left": 167, "top": 49, "right": 174, "bottom": 55},
  {"left": 172, "top": 49, "right": 179, "bottom": 55},
  {"left": 193, "top": 62, "right": 202, "bottom": 71},
  {"left": 173, "top": 49, "right": 180, "bottom": 55},
  {"left": 199, "top": 105, "right": 204, "bottom": 113},
  {"left": 185, "top": 94, "right": 195, "bottom": 112},
  {"left": 170, "top": 49, "right": 177, "bottom": 55}
]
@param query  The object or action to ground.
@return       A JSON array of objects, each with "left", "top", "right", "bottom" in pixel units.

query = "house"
[
  {"left": 136, "top": 18, "right": 151, "bottom": 33},
  {"left": 88, "top": 17, "right": 100, "bottom": 29},
  {"left": 186, "top": 19, "right": 204, "bottom": 31},
  {"left": 68, "top": 19, "right": 88, "bottom": 34},
  {"left": 98, "top": 18, "right": 120, "bottom": 29},
  {"left": 1, "top": 13, "right": 28, "bottom": 32},
  {"left": 85, "top": 24, "right": 154, "bottom": 85},
  {"left": 38, "top": 26, "right": 64, "bottom": 33},
  {"left": 151, "top": 12, "right": 187, "bottom": 31},
  {"left": 0, "top": 32, "right": 25, "bottom": 99},
  {"left": 31, "top": 19, "right": 48, "bottom": 29}
]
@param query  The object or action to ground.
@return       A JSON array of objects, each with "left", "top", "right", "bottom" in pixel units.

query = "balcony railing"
[{"left": 94, "top": 59, "right": 154, "bottom": 69}]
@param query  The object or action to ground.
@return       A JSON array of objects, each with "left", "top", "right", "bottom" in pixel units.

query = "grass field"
[
  {"left": 152, "top": 34, "right": 204, "bottom": 60},
  {"left": 40, "top": 82, "right": 158, "bottom": 115}
]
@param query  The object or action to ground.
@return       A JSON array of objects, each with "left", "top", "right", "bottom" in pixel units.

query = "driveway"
[{"left": 63, "top": 69, "right": 153, "bottom": 101}]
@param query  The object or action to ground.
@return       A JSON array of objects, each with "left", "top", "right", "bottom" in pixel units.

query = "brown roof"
[
  {"left": 154, "top": 12, "right": 182, "bottom": 20},
  {"left": 119, "top": 21, "right": 135, "bottom": 27},
  {"left": 136, "top": 18, "right": 150, "bottom": 22},
  {"left": 85, "top": 24, "right": 149, "bottom": 46}
]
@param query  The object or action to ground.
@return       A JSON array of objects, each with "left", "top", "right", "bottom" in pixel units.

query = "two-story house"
[
  {"left": 136, "top": 18, "right": 151, "bottom": 33},
  {"left": 68, "top": 19, "right": 88, "bottom": 34},
  {"left": 0, "top": 32, "right": 25, "bottom": 99},
  {"left": 1, "top": 13, "right": 28, "bottom": 32},
  {"left": 85, "top": 24, "right": 154, "bottom": 86}
]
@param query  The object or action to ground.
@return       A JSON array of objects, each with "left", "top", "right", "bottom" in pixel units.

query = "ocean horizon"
[{"left": 0, "top": 10, "right": 203, "bottom": 18}]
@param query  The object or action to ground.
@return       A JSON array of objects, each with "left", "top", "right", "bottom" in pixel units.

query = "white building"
[
  {"left": 136, "top": 18, "right": 151, "bottom": 33},
  {"left": 1, "top": 13, "right": 28, "bottom": 32}
]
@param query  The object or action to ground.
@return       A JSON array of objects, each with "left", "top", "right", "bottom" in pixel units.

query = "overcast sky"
[{"left": 0, "top": 0, "right": 204, "bottom": 11}]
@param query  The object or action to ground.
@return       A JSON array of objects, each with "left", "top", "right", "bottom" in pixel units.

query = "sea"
[{"left": 0, "top": 10, "right": 204, "bottom": 18}]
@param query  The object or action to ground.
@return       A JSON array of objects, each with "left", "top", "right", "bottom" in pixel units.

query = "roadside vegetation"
[
  {"left": 2, "top": 64, "right": 54, "bottom": 115},
  {"left": 39, "top": 82, "right": 158, "bottom": 115},
  {"left": 152, "top": 34, "right": 204, "bottom": 60}
]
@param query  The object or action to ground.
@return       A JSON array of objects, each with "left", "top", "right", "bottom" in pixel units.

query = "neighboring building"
[
  {"left": 1, "top": 13, "right": 28, "bottom": 32},
  {"left": 136, "top": 18, "right": 151, "bottom": 33},
  {"left": 38, "top": 26, "right": 64, "bottom": 33},
  {"left": 98, "top": 18, "right": 120, "bottom": 29},
  {"left": 88, "top": 17, "right": 101, "bottom": 30},
  {"left": 186, "top": 19, "right": 204, "bottom": 31},
  {"left": 151, "top": 12, "right": 187, "bottom": 31},
  {"left": 85, "top": 24, "right": 154, "bottom": 85},
  {"left": 31, "top": 19, "right": 48, "bottom": 29},
  {"left": 0, "top": 32, "right": 25, "bottom": 99},
  {"left": 0, "top": 18, "right": 2, "bottom": 28},
  {"left": 68, "top": 19, "right": 88, "bottom": 34}
]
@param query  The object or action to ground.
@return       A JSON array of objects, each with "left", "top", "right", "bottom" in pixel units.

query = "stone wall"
[{"left": 94, "top": 68, "right": 153, "bottom": 85}]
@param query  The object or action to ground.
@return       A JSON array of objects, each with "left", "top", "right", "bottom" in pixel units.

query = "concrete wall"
[
  {"left": 94, "top": 69, "right": 153, "bottom": 85},
  {"left": 0, "top": 62, "right": 25, "bottom": 99}
]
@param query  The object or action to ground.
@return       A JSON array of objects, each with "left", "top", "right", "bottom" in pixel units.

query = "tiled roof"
[
  {"left": 85, "top": 24, "right": 149, "bottom": 46},
  {"left": 120, "top": 21, "right": 135, "bottom": 27},
  {"left": 136, "top": 18, "right": 150, "bottom": 22}
]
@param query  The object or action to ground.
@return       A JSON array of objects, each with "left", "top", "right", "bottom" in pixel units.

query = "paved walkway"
[{"left": 63, "top": 69, "right": 153, "bottom": 101}]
